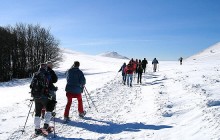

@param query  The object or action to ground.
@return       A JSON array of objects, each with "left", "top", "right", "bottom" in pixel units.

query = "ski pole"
[
  {"left": 113, "top": 72, "right": 119, "bottom": 80},
  {"left": 84, "top": 88, "right": 91, "bottom": 108},
  {"left": 84, "top": 87, "right": 99, "bottom": 112},
  {"left": 21, "top": 99, "right": 34, "bottom": 134},
  {"left": 53, "top": 106, "right": 56, "bottom": 138}
]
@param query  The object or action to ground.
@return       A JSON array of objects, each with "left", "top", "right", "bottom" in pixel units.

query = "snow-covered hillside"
[
  {"left": 1, "top": 47, "right": 220, "bottom": 140},
  {"left": 97, "top": 51, "right": 129, "bottom": 60},
  {"left": 187, "top": 42, "right": 220, "bottom": 61}
]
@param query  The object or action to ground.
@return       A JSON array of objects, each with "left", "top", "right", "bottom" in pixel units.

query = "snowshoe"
[
  {"left": 63, "top": 116, "right": 70, "bottom": 123},
  {"left": 52, "top": 112, "right": 56, "bottom": 117},
  {"left": 79, "top": 111, "right": 86, "bottom": 118}
]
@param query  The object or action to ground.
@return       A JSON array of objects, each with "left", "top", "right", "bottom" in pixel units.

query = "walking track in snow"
[{"left": 1, "top": 59, "right": 220, "bottom": 139}]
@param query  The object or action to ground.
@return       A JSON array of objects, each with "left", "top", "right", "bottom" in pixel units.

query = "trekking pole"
[
  {"left": 84, "top": 88, "right": 91, "bottom": 108},
  {"left": 21, "top": 99, "right": 34, "bottom": 134},
  {"left": 84, "top": 87, "right": 99, "bottom": 112},
  {"left": 113, "top": 72, "right": 119, "bottom": 80},
  {"left": 53, "top": 106, "right": 56, "bottom": 138}
]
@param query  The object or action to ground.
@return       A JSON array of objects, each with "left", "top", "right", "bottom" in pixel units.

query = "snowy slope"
[
  {"left": 97, "top": 51, "right": 129, "bottom": 60},
  {"left": 1, "top": 47, "right": 220, "bottom": 140},
  {"left": 187, "top": 42, "right": 220, "bottom": 61}
]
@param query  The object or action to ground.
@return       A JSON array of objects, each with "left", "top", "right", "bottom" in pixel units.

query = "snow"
[
  {"left": 1, "top": 44, "right": 220, "bottom": 139},
  {"left": 187, "top": 42, "right": 220, "bottom": 61}
]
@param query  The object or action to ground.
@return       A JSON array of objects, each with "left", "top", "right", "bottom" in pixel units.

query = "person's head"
[
  {"left": 74, "top": 61, "right": 80, "bottom": 68},
  {"left": 47, "top": 61, "right": 53, "bottom": 68},
  {"left": 138, "top": 64, "right": 142, "bottom": 68},
  {"left": 144, "top": 58, "right": 146, "bottom": 60},
  {"left": 123, "top": 62, "right": 126, "bottom": 66},
  {"left": 40, "top": 63, "right": 47, "bottom": 71}
]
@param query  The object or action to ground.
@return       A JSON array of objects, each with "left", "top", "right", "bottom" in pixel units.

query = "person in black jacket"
[
  {"left": 30, "top": 63, "right": 55, "bottom": 135},
  {"left": 142, "top": 58, "right": 148, "bottom": 73},
  {"left": 47, "top": 61, "right": 58, "bottom": 100},
  {"left": 137, "top": 64, "right": 143, "bottom": 84},
  {"left": 179, "top": 57, "right": 183, "bottom": 65},
  {"left": 41, "top": 61, "right": 58, "bottom": 119}
]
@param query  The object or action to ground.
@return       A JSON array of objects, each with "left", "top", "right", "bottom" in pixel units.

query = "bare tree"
[{"left": 0, "top": 23, "right": 62, "bottom": 82}]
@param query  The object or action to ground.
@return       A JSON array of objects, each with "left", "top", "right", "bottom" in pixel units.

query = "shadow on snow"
[
  {"left": 141, "top": 73, "right": 167, "bottom": 86},
  {"left": 55, "top": 117, "right": 173, "bottom": 135}
]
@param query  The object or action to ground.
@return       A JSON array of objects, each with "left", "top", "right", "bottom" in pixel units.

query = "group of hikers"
[
  {"left": 29, "top": 61, "right": 86, "bottom": 136},
  {"left": 118, "top": 58, "right": 159, "bottom": 87},
  {"left": 29, "top": 56, "right": 183, "bottom": 136}
]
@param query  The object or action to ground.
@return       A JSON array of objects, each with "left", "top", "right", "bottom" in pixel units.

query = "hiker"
[
  {"left": 134, "top": 59, "right": 139, "bottom": 73},
  {"left": 124, "top": 62, "right": 135, "bottom": 87},
  {"left": 41, "top": 61, "right": 58, "bottom": 118},
  {"left": 64, "top": 61, "right": 86, "bottom": 121},
  {"left": 137, "top": 64, "right": 143, "bottom": 84},
  {"left": 179, "top": 57, "right": 183, "bottom": 65},
  {"left": 47, "top": 61, "right": 58, "bottom": 100},
  {"left": 142, "top": 58, "right": 148, "bottom": 73},
  {"left": 152, "top": 58, "right": 159, "bottom": 72},
  {"left": 129, "top": 58, "right": 134, "bottom": 64},
  {"left": 30, "top": 63, "right": 56, "bottom": 135},
  {"left": 118, "top": 62, "right": 127, "bottom": 85}
]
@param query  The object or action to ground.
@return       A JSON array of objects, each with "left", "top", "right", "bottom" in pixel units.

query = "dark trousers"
[
  {"left": 137, "top": 73, "right": 142, "bottom": 83},
  {"left": 35, "top": 98, "right": 56, "bottom": 117},
  {"left": 35, "top": 98, "right": 48, "bottom": 117},
  {"left": 122, "top": 74, "right": 126, "bottom": 84}
]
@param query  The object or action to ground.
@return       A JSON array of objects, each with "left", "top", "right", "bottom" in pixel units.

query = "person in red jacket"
[{"left": 124, "top": 63, "right": 135, "bottom": 87}]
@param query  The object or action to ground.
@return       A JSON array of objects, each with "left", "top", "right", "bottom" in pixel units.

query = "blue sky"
[{"left": 1, "top": 0, "right": 220, "bottom": 60}]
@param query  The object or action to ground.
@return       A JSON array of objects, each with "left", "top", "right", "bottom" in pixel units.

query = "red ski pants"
[{"left": 64, "top": 92, "right": 84, "bottom": 117}]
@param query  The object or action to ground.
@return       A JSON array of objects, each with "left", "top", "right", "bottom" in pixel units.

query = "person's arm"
[
  {"left": 118, "top": 66, "right": 122, "bottom": 72},
  {"left": 50, "top": 70, "right": 58, "bottom": 83}
]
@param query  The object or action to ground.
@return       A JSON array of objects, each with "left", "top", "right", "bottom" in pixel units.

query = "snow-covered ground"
[{"left": 1, "top": 43, "right": 220, "bottom": 140}]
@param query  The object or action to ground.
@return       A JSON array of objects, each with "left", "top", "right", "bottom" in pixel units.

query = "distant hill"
[
  {"left": 97, "top": 51, "right": 129, "bottom": 59},
  {"left": 188, "top": 42, "right": 220, "bottom": 61}
]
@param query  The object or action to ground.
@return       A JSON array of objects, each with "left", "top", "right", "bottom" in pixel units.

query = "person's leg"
[
  {"left": 140, "top": 73, "right": 142, "bottom": 84},
  {"left": 64, "top": 92, "right": 73, "bottom": 117},
  {"left": 44, "top": 102, "right": 51, "bottom": 129},
  {"left": 137, "top": 73, "right": 140, "bottom": 83},
  {"left": 127, "top": 74, "right": 130, "bottom": 85},
  {"left": 130, "top": 74, "right": 133, "bottom": 86},
  {"left": 75, "top": 94, "right": 84, "bottom": 113},
  {"left": 34, "top": 99, "right": 43, "bottom": 130}
]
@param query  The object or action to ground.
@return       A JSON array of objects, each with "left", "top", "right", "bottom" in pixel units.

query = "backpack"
[
  {"left": 126, "top": 65, "right": 133, "bottom": 73},
  {"left": 30, "top": 71, "right": 49, "bottom": 98}
]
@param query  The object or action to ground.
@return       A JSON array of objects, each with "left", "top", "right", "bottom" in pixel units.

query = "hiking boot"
[
  {"left": 79, "top": 111, "right": 86, "bottom": 118},
  {"left": 43, "top": 123, "right": 49, "bottom": 130},
  {"left": 35, "top": 129, "right": 42, "bottom": 135},
  {"left": 64, "top": 116, "right": 70, "bottom": 121},
  {"left": 130, "top": 84, "right": 132, "bottom": 87},
  {"left": 52, "top": 112, "right": 56, "bottom": 117}
]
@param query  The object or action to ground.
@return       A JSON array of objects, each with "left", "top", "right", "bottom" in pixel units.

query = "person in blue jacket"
[
  {"left": 118, "top": 62, "right": 126, "bottom": 85},
  {"left": 152, "top": 58, "right": 159, "bottom": 72},
  {"left": 64, "top": 61, "right": 86, "bottom": 120}
]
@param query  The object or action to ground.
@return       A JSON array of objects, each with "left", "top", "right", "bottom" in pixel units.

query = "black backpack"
[{"left": 30, "top": 71, "right": 49, "bottom": 98}]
